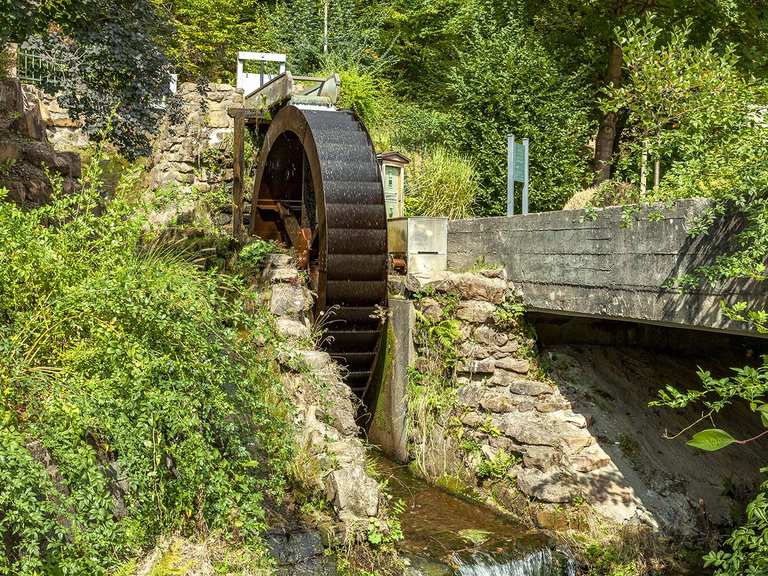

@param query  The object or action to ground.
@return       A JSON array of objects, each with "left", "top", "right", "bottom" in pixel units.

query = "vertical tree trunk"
[{"left": 593, "top": 41, "right": 623, "bottom": 185}]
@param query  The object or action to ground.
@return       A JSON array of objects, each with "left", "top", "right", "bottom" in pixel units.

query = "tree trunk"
[{"left": 593, "top": 40, "right": 623, "bottom": 185}]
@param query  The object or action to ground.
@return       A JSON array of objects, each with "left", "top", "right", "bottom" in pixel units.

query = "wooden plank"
[
  {"left": 244, "top": 72, "right": 294, "bottom": 109},
  {"left": 227, "top": 107, "right": 263, "bottom": 119},
  {"left": 232, "top": 112, "right": 245, "bottom": 241}
]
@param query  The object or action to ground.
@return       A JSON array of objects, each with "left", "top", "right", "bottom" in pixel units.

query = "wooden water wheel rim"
[{"left": 250, "top": 105, "right": 388, "bottom": 399}]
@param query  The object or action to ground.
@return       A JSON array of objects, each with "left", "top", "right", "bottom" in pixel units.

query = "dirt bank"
[{"left": 543, "top": 343, "right": 765, "bottom": 533}]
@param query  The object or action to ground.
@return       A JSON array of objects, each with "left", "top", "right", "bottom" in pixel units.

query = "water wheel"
[{"left": 250, "top": 105, "right": 388, "bottom": 399}]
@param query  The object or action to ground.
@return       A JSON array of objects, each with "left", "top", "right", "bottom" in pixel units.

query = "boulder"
[
  {"left": 567, "top": 444, "right": 611, "bottom": 473},
  {"left": 494, "top": 339, "right": 520, "bottom": 355},
  {"left": 270, "top": 284, "right": 312, "bottom": 316},
  {"left": 523, "top": 445, "right": 561, "bottom": 470},
  {"left": 479, "top": 267, "right": 505, "bottom": 279},
  {"left": 207, "top": 109, "right": 231, "bottom": 128},
  {"left": 491, "top": 374, "right": 551, "bottom": 396},
  {"left": 267, "top": 253, "right": 294, "bottom": 267},
  {"left": 318, "top": 386, "right": 359, "bottom": 437},
  {"left": 407, "top": 271, "right": 507, "bottom": 303},
  {"left": 276, "top": 318, "right": 311, "bottom": 341},
  {"left": 480, "top": 391, "right": 517, "bottom": 413},
  {"left": 458, "top": 382, "right": 485, "bottom": 408},
  {"left": 458, "top": 340, "right": 491, "bottom": 359},
  {"left": 298, "top": 350, "right": 332, "bottom": 372},
  {"left": 493, "top": 332, "right": 509, "bottom": 347},
  {"left": 328, "top": 437, "right": 367, "bottom": 468},
  {"left": 457, "top": 357, "right": 496, "bottom": 375},
  {"left": 436, "top": 272, "right": 507, "bottom": 304},
  {"left": 535, "top": 396, "right": 571, "bottom": 413},
  {"left": 499, "top": 413, "right": 561, "bottom": 447},
  {"left": 472, "top": 325, "right": 498, "bottom": 346},
  {"left": 495, "top": 357, "right": 530, "bottom": 374},
  {"left": 265, "top": 266, "right": 300, "bottom": 284},
  {"left": 517, "top": 467, "right": 580, "bottom": 503},
  {"left": 325, "top": 466, "right": 379, "bottom": 518},
  {"left": 460, "top": 411, "right": 484, "bottom": 427},
  {"left": 490, "top": 374, "right": 554, "bottom": 396}
]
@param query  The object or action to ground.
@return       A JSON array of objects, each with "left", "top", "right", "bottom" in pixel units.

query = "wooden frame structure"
[{"left": 227, "top": 72, "right": 341, "bottom": 240}]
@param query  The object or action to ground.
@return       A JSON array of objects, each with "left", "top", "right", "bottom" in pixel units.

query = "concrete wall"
[
  {"left": 367, "top": 298, "right": 413, "bottom": 462},
  {"left": 448, "top": 198, "right": 767, "bottom": 337}
]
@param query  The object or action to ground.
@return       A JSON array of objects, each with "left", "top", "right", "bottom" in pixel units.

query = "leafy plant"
[
  {"left": 476, "top": 449, "right": 519, "bottom": 481},
  {"left": 651, "top": 360, "right": 768, "bottom": 574},
  {"left": 447, "top": 15, "right": 595, "bottom": 214},
  {"left": 22, "top": 11, "right": 172, "bottom": 159},
  {"left": 238, "top": 238, "right": 280, "bottom": 273},
  {"left": 0, "top": 146, "right": 291, "bottom": 574},
  {"left": 493, "top": 295, "right": 525, "bottom": 331}
]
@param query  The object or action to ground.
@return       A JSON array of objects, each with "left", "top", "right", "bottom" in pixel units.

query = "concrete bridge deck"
[{"left": 447, "top": 198, "right": 767, "bottom": 338}]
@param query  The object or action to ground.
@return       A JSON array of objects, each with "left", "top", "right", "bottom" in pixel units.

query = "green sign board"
[
  {"left": 512, "top": 143, "right": 526, "bottom": 182},
  {"left": 507, "top": 135, "right": 529, "bottom": 216}
]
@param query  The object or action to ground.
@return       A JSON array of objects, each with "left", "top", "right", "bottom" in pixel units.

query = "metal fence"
[{"left": 17, "top": 49, "right": 64, "bottom": 86}]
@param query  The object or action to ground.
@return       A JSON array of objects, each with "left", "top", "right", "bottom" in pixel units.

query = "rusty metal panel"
[{"left": 387, "top": 218, "right": 408, "bottom": 254}]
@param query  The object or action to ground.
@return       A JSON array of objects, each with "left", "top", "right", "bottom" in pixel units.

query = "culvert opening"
[{"left": 530, "top": 312, "right": 767, "bottom": 533}]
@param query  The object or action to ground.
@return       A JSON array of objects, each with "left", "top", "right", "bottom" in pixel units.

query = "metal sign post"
[{"left": 506, "top": 134, "right": 529, "bottom": 216}]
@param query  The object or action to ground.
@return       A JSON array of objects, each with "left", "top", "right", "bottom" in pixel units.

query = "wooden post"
[{"left": 232, "top": 110, "right": 245, "bottom": 241}]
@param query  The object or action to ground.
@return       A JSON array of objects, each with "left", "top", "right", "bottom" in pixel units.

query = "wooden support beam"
[
  {"left": 227, "top": 107, "right": 264, "bottom": 119},
  {"left": 232, "top": 110, "right": 245, "bottom": 241}
]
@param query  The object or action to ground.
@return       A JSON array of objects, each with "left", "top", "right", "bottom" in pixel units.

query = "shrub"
[
  {"left": 0, "top": 153, "right": 291, "bottom": 574},
  {"left": 404, "top": 148, "right": 479, "bottom": 220}
]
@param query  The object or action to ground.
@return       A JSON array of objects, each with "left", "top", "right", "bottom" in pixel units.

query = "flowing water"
[{"left": 373, "top": 454, "right": 575, "bottom": 576}]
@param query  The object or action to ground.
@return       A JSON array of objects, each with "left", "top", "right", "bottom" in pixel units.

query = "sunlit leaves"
[
  {"left": 0, "top": 154, "right": 290, "bottom": 573},
  {"left": 686, "top": 429, "right": 737, "bottom": 451}
]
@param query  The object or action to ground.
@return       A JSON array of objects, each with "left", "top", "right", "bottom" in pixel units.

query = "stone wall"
[
  {"left": 397, "top": 270, "right": 703, "bottom": 536},
  {"left": 260, "top": 253, "right": 387, "bottom": 543},
  {"left": 148, "top": 82, "right": 244, "bottom": 197},
  {"left": 447, "top": 199, "right": 767, "bottom": 338},
  {"left": 21, "top": 84, "right": 89, "bottom": 149},
  {"left": 0, "top": 79, "right": 80, "bottom": 206}
]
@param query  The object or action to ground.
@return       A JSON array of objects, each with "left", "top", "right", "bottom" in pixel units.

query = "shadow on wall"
[
  {"left": 541, "top": 338, "right": 765, "bottom": 535},
  {"left": 660, "top": 207, "right": 764, "bottom": 330}
]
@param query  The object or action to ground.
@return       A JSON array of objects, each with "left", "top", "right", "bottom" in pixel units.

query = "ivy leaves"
[{"left": 16, "top": 0, "right": 173, "bottom": 159}]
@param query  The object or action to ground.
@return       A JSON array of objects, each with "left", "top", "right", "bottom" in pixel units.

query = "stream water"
[{"left": 373, "top": 454, "right": 576, "bottom": 576}]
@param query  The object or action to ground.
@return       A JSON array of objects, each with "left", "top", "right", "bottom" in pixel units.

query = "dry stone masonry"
[
  {"left": 21, "top": 84, "right": 89, "bottom": 149},
  {"left": 402, "top": 269, "right": 674, "bottom": 532},
  {"left": 259, "top": 253, "right": 385, "bottom": 540},
  {"left": 149, "top": 82, "right": 244, "bottom": 202}
]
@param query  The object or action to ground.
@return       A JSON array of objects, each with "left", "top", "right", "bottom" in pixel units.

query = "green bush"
[
  {"left": 334, "top": 64, "right": 387, "bottom": 127},
  {"left": 404, "top": 148, "right": 479, "bottom": 220},
  {"left": 0, "top": 158, "right": 291, "bottom": 574}
]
